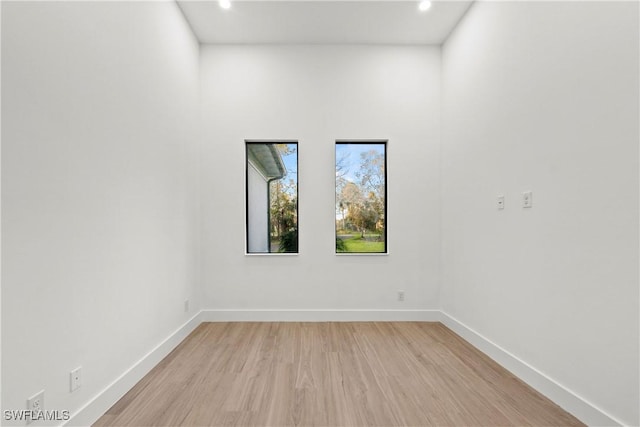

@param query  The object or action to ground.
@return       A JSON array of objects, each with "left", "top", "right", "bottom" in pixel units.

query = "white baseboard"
[
  {"left": 200, "top": 309, "right": 443, "bottom": 322},
  {"left": 65, "top": 312, "right": 201, "bottom": 427},
  {"left": 440, "top": 311, "right": 623, "bottom": 427}
]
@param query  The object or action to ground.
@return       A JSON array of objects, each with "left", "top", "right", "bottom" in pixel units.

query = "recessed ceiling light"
[
  {"left": 219, "top": 0, "right": 231, "bottom": 10},
  {"left": 418, "top": 0, "right": 432, "bottom": 12}
]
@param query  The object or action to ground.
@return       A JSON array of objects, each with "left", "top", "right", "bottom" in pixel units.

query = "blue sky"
[
  {"left": 336, "top": 143, "right": 385, "bottom": 183},
  {"left": 281, "top": 143, "right": 297, "bottom": 184},
  {"left": 278, "top": 143, "right": 386, "bottom": 186}
]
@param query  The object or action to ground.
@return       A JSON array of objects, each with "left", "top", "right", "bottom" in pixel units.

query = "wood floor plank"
[{"left": 94, "top": 322, "right": 584, "bottom": 427}]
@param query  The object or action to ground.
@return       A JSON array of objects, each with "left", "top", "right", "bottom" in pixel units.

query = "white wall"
[
  {"left": 442, "top": 2, "right": 639, "bottom": 425},
  {"left": 0, "top": 0, "right": 4, "bottom": 414},
  {"left": 3, "top": 2, "right": 637, "bottom": 425},
  {"left": 200, "top": 45, "right": 441, "bottom": 313},
  {"left": 1, "top": 1, "right": 200, "bottom": 424},
  {"left": 247, "top": 162, "right": 270, "bottom": 253}
]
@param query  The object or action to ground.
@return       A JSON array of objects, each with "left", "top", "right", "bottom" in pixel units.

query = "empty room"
[{"left": 1, "top": 0, "right": 638, "bottom": 426}]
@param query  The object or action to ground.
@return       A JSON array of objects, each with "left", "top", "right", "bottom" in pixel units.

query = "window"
[
  {"left": 335, "top": 141, "right": 387, "bottom": 254},
  {"left": 246, "top": 141, "right": 298, "bottom": 254}
]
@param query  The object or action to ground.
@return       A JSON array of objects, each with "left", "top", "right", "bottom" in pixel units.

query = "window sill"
[
  {"left": 335, "top": 252, "right": 389, "bottom": 256},
  {"left": 244, "top": 252, "right": 299, "bottom": 256}
]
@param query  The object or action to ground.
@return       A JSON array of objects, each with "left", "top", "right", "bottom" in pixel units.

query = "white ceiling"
[{"left": 178, "top": 1, "right": 473, "bottom": 45}]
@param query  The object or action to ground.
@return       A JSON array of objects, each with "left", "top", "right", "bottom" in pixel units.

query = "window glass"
[
  {"left": 246, "top": 141, "right": 298, "bottom": 254},
  {"left": 335, "top": 141, "right": 387, "bottom": 254}
]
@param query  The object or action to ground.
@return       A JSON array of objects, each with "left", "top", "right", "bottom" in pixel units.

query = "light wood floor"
[{"left": 94, "top": 322, "right": 584, "bottom": 426}]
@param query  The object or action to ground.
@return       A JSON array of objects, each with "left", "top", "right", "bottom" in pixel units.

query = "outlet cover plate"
[
  {"left": 70, "top": 367, "right": 82, "bottom": 392},
  {"left": 27, "top": 390, "right": 44, "bottom": 424}
]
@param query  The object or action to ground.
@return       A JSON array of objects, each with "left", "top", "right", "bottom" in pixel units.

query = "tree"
[
  {"left": 335, "top": 151, "right": 351, "bottom": 230},
  {"left": 335, "top": 145, "right": 386, "bottom": 242},
  {"left": 269, "top": 143, "right": 298, "bottom": 252},
  {"left": 270, "top": 178, "right": 297, "bottom": 238},
  {"left": 338, "top": 182, "right": 381, "bottom": 237},
  {"left": 355, "top": 149, "right": 385, "bottom": 238},
  {"left": 276, "top": 143, "right": 297, "bottom": 158},
  {"left": 340, "top": 181, "right": 361, "bottom": 231},
  {"left": 356, "top": 149, "right": 385, "bottom": 199}
]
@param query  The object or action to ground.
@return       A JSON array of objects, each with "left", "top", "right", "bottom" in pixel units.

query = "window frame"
[
  {"left": 245, "top": 140, "right": 299, "bottom": 256},
  {"left": 335, "top": 139, "right": 388, "bottom": 255}
]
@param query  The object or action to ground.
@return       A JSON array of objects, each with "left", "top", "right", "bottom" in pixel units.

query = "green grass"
[{"left": 337, "top": 236, "right": 385, "bottom": 253}]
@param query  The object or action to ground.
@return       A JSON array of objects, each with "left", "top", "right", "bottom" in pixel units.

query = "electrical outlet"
[
  {"left": 27, "top": 390, "right": 44, "bottom": 424},
  {"left": 184, "top": 299, "right": 190, "bottom": 312},
  {"left": 70, "top": 367, "right": 82, "bottom": 392},
  {"left": 398, "top": 290, "right": 405, "bottom": 302}
]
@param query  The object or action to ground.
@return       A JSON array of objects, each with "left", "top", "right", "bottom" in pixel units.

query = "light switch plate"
[{"left": 523, "top": 191, "right": 533, "bottom": 208}]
